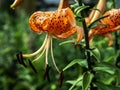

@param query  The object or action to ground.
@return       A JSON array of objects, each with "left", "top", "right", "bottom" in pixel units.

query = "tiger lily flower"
[
  {"left": 87, "top": 0, "right": 118, "bottom": 46},
  {"left": 83, "top": 0, "right": 114, "bottom": 46},
  {"left": 16, "top": 0, "right": 84, "bottom": 81},
  {"left": 87, "top": 0, "right": 120, "bottom": 46}
]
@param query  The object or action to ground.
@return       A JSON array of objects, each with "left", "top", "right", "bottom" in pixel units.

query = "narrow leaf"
[
  {"left": 68, "top": 75, "right": 83, "bottom": 90},
  {"left": 82, "top": 72, "right": 93, "bottom": 90},
  {"left": 74, "top": 6, "right": 89, "bottom": 15},
  {"left": 93, "top": 63, "right": 115, "bottom": 75},
  {"left": 63, "top": 59, "right": 86, "bottom": 71},
  {"left": 66, "top": 80, "right": 82, "bottom": 86},
  {"left": 59, "top": 40, "right": 76, "bottom": 46},
  {"left": 87, "top": 48, "right": 101, "bottom": 62},
  {"left": 88, "top": 15, "right": 109, "bottom": 29},
  {"left": 94, "top": 82, "right": 111, "bottom": 90}
]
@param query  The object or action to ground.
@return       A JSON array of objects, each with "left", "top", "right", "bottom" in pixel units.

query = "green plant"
[{"left": 1, "top": 0, "right": 120, "bottom": 90}]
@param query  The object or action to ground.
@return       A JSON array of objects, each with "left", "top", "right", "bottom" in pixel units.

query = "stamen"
[
  {"left": 32, "top": 48, "right": 46, "bottom": 62},
  {"left": 51, "top": 38, "right": 61, "bottom": 73},
  {"left": 45, "top": 35, "right": 51, "bottom": 65},
  {"left": 16, "top": 52, "right": 22, "bottom": 64},
  {"left": 16, "top": 51, "right": 27, "bottom": 67},
  {"left": 22, "top": 34, "right": 48, "bottom": 58},
  {"left": 28, "top": 59, "right": 37, "bottom": 73},
  {"left": 58, "top": 71, "right": 64, "bottom": 87},
  {"left": 43, "top": 64, "right": 51, "bottom": 82}
]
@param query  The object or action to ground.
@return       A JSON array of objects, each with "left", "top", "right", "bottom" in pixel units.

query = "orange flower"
[
  {"left": 89, "top": 8, "right": 120, "bottom": 46},
  {"left": 87, "top": 0, "right": 120, "bottom": 46},
  {"left": 17, "top": 0, "right": 83, "bottom": 76},
  {"left": 29, "top": 7, "right": 78, "bottom": 39}
]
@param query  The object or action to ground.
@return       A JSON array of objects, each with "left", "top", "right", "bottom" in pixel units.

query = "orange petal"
[
  {"left": 58, "top": 0, "right": 69, "bottom": 9},
  {"left": 66, "top": 8, "right": 76, "bottom": 26},
  {"left": 102, "top": 34, "right": 113, "bottom": 46},
  {"left": 55, "top": 26, "right": 76, "bottom": 39},
  {"left": 75, "top": 26, "right": 84, "bottom": 44},
  {"left": 29, "top": 11, "right": 52, "bottom": 33}
]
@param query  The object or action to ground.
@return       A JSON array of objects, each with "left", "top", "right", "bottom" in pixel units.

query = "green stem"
[
  {"left": 115, "top": 32, "right": 119, "bottom": 50},
  {"left": 112, "top": 0, "right": 119, "bottom": 50},
  {"left": 112, "top": 0, "right": 116, "bottom": 8},
  {"left": 78, "top": 0, "right": 92, "bottom": 70},
  {"left": 77, "top": 1, "right": 93, "bottom": 89}
]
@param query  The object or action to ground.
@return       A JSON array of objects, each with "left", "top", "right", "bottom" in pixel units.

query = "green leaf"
[
  {"left": 110, "top": 86, "right": 120, "bottom": 90},
  {"left": 87, "top": 48, "right": 101, "bottom": 62},
  {"left": 77, "top": 60, "right": 88, "bottom": 68},
  {"left": 91, "top": 48, "right": 101, "bottom": 62},
  {"left": 88, "top": 15, "right": 109, "bottom": 29},
  {"left": 93, "top": 63, "right": 115, "bottom": 75},
  {"left": 59, "top": 40, "right": 76, "bottom": 46},
  {"left": 82, "top": 72, "right": 94, "bottom": 90},
  {"left": 74, "top": 6, "right": 89, "bottom": 15},
  {"left": 90, "top": 8, "right": 103, "bottom": 14},
  {"left": 103, "top": 55, "right": 115, "bottom": 62},
  {"left": 66, "top": 80, "right": 82, "bottom": 86},
  {"left": 94, "top": 82, "right": 111, "bottom": 90},
  {"left": 63, "top": 59, "right": 87, "bottom": 71},
  {"left": 101, "top": 75, "right": 115, "bottom": 85},
  {"left": 70, "top": 3, "right": 79, "bottom": 9},
  {"left": 68, "top": 75, "right": 83, "bottom": 90}
]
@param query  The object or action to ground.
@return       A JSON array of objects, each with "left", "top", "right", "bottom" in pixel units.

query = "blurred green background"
[{"left": 0, "top": 0, "right": 120, "bottom": 90}]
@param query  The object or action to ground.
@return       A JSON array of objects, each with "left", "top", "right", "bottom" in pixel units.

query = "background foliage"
[{"left": 0, "top": 0, "right": 120, "bottom": 90}]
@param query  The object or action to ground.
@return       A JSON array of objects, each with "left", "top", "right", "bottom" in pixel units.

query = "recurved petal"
[
  {"left": 55, "top": 26, "right": 76, "bottom": 39},
  {"left": 75, "top": 26, "right": 84, "bottom": 44},
  {"left": 66, "top": 7, "right": 76, "bottom": 26},
  {"left": 29, "top": 11, "right": 52, "bottom": 33}
]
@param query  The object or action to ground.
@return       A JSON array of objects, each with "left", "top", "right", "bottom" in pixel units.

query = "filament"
[
  {"left": 50, "top": 38, "right": 61, "bottom": 73},
  {"left": 23, "top": 34, "right": 48, "bottom": 58},
  {"left": 32, "top": 47, "right": 46, "bottom": 62},
  {"left": 45, "top": 34, "right": 51, "bottom": 65}
]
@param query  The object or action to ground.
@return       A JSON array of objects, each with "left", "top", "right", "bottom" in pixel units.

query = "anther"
[
  {"left": 16, "top": 51, "right": 27, "bottom": 67},
  {"left": 58, "top": 71, "right": 64, "bottom": 87},
  {"left": 43, "top": 64, "right": 51, "bottom": 82},
  {"left": 28, "top": 59, "right": 37, "bottom": 73}
]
